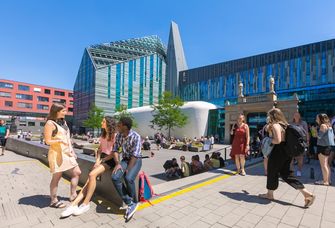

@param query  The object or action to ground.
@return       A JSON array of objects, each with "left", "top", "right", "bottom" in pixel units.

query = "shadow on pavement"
[
  {"left": 18, "top": 195, "right": 68, "bottom": 208},
  {"left": 219, "top": 190, "right": 304, "bottom": 208}
]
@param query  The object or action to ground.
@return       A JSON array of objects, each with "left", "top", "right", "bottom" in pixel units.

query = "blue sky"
[{"left": 1, "top": 0, "right": 335, "bottom": 90}]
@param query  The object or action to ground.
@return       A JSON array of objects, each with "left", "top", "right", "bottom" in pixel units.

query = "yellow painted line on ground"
[
  {"left": 0, "top": 160, "right": 37, "bottom": 165},
  {"left": 138, "top": 162, "right": 262, "bottom": 210}
]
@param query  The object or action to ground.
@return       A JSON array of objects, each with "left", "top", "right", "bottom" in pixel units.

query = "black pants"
[{"left": 267, "top": 143, "right": 304, "bottom": 190}]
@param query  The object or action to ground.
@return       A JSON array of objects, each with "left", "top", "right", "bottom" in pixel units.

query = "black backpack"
[{"left": 283, "top": 124, "right": 308, "bottom": 157}]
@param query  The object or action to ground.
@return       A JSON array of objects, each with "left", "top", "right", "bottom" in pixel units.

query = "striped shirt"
[{"left": 113, "top": 130, "right": 142, "bottom": 159}]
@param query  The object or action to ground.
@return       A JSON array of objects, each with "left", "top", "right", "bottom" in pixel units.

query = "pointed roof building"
[{"left": 166, "top": 21, "right": 188, "bottom": 96}]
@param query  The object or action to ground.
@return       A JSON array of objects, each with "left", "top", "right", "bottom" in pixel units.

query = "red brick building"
[{"left": 0, "top": 79, "right": 73, "bottom": 133}]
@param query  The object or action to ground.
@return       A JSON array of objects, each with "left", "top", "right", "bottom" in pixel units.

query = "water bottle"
[{"left": 310, "top": 167, "right": 315, "bottom": 179}]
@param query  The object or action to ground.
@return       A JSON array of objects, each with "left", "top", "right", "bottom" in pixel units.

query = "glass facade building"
[
  {"left": 74, "top": 36, "right": 167, "bottom": 129},
  {"left": 179, "top": 39, "right": 335, "bottom": 138}
]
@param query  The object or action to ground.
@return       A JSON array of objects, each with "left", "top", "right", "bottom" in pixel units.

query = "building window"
[
  {"left": 37, "top": 96, "right": 49, "bottom": 102},
  {"left": 68, "top": 92, "right": 73, "bottom": 98},
  {"left": 18, "top": 85, "right": 30, "bottom": 91},
  {"left": 17, "top": 102, "right": 32, "bottom": 109},
  {"left": 16, "top": 93, "right": 33, "bottom": 100},
  {"left": 0, "top": 82, "right": 13, "bottom": 89},
  {"left": 44, "top": 89, "right": 51, "bottom": 94},
  {"left": 53, "top": 98, "right": 66, "bottom": 104},
  {"left": 33, "top": 87, "right": 41, "bottom": 92},
  {"left": 5, "top": 101, "right": 13, "bottom": 107},
  {"left": 54, "top": 90, "right": 65, "bottom": 96},
  {"left": 28, "top": 122, "right": 35, "bottom": 126},
  {"left": 40, "top": 122, "right": 45, "bottom": 127},
  {"left": 37, "top": 104, "right": 49, "bottom": 110},
  {"left": 69, "top": 100, "right": 74, "bottom": 105},
  {"left": 68, "top": 107, "right": 73, "bottom": 112},
  {"left": 0, "top": 91, "right": 11, "bottom": 97}
]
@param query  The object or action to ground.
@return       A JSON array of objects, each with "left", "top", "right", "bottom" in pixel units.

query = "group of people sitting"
[
  {"left": 152, "top": 133, "right": 215, "bottom": 151},
  {"left": 163, "top": 152, "right": 225, "bottom": 178}
]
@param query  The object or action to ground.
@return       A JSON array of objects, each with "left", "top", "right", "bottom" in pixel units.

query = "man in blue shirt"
[
  {"left": 112, "top": 117, "right": 142, "bottom": 221},
  {"left": 0, "top": 119, "right": 10, "bottom": 156}
]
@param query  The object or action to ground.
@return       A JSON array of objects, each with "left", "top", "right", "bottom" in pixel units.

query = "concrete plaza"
[{"left": 1, "top": 149, "right": 335, "bottom": 228}]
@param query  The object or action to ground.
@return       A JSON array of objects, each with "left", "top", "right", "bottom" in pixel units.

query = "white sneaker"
[
  {"left": 73, "top": 204, "right": 90, "bottom": 216},
  {"left": 61, "top": 205, "right": 78, "bottom": 217},
  {"left": 296, "top": 171, "right": 302, "bottom": 177}
]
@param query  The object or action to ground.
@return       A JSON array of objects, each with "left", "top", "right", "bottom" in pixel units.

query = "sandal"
[
  {"left": 304, "top": 195, "right": 315, "bottom": 208},
  {"left": 50, "top": 201, "right": 66, "bottom": 209},
  {"left": 314, "top": 181, "right": 329, "bottom": 186},
  {"left": 258, "top": 193, "right": 274, "bottom": 200},
  {"left": 69, "top": 195, "right": 77, "bottom": 202}
]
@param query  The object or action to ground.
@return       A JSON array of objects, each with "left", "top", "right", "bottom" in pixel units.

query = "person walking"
[
  {"left": 315, "top": 113, "right": 335, "bottom": 186},
  {"left": 111, "top": 117, "right": 142, "bottom": 221},
  {"left": 259, "top": 108, "right": 315, "bottom": 208},
  {"left": 61, "top": 116, "right": 117, "bottom": 217},
  {"left": 290, "top": 112, "right": 309, "bottom": 176},
  {"left": 230, "top": 114, "right": 250, "bottom": 176},
  {"left": 44, "top": 103, "right": 81, "bottom": 209}
]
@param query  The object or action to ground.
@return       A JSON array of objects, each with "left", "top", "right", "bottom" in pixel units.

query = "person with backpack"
[
  {"left": 259, "top": 108, "right": 315, "bottom": 208},
  {"left": 290, "top": 112, "right": 309, "bottom": 177},
  {"left": 111, "top": 117, "right": 142, "bottom": 221},
  {"left": 315, "top": 114, "right": 335, "bottom": 186},
  {"left": 259, "top": 118, "right": 272, "bottom": 176}
]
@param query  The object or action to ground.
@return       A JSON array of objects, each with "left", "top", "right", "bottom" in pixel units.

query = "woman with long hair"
[
  {"left": 44, "top": 103, "right": 81, "bottom": 209},
  {"left": 291, "top": 112, "right": 309, "bottom": 176},
  {"left": 230, "top": 114, "right": 250, "bottom": 176},
  {"left": 61, "top": 116, "right": 117, "bottom": 217},
  {"left": 315, "top": 113, "right": 335, "bottom": 185},
  {"left": 259, "top": 108, "right": 315, "bottom": 207}
]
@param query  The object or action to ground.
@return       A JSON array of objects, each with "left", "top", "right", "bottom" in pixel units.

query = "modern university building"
[
  {"left": 73, "top": 22, "right": 187, "bottom": 133},
  {"left": 179, "top": 39, "right": 335, "bottom": 142}
]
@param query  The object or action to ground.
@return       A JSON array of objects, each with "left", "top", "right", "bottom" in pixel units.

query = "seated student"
[
  {"left": 191, "top": 155, "right": 204, "bottom": 174},
  {"left": 180, "top": 156, "right": 191, "bottom": 177},
  {"left": 217, "top": 152, "right": 225, "bottom": 167},
  {"left": 61, "top": 116, "right": 116, "bottom": 217},
  {"left": 142, "top": 137, "right": 151, "bottom": 151},
  {"left": 204, "top": 154, "right": 213, "bottom": 171},
  {"left": 210, "top": 152, "right": 221, "bottom": 168},
  {"left": 163, "top": 158, "right": 180, "bottom": 178}
]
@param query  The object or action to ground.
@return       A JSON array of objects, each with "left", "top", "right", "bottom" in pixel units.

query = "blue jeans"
[{"left": 111, "top": 158, "right": 142, "bottom": 205}]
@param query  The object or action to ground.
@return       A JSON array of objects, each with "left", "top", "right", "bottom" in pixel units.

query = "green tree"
[
  {"left": 150, "top": 91, "right": 188, "bottom": 138},
  {"left": 114, "top": 104, "right": 137, "bottom": 128},
  {"left": 83, "top": 105, "right": 104, "bottom": 137}
]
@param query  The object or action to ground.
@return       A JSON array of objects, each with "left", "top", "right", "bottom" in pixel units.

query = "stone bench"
[{"left": 5, "top": 138, "right": 140, "bottom": 207}]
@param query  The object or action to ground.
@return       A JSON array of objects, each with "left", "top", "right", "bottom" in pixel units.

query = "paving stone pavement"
[{"left": 1, "top": 149, "right": 335, "bottom": 228}]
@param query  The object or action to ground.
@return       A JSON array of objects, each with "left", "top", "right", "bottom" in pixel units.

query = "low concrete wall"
[{"left": 6, "top": 138, "right": 128, "bottom": 207}]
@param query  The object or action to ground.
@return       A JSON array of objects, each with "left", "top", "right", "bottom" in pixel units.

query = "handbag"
[{"left": 261, "top": 137, "right": 274, "bottom": 157}]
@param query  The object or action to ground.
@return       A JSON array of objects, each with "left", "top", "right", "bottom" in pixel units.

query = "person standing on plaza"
[
  {"left": 259, "top": 108, "right": 315, "bottom": 207},
  {"left": 44, "top": 103, "right": 81, "bottom": 209},
  {"left": 230, "top": 114, "right": 250, "bottom": 176},
  {"left": 309, "top": 123, "right": 318, "bottom": 160},
  {"left": 290, "top": 112, "right": 309, "bottom": 176},
  {"left": 154, "top": 132, "right": 161, "bottom": 151},
  {"left": 315, "top": 113, "right": 335, "bottom": 185},
  {"left": 61, "top": 116, "right": 117, "bottom": 217},
  {"left": 0, "top": 119, "right": 10, "bottom": 156},
  {"left": 111, "top": 117, "right": 142, "bottom": 221}
]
